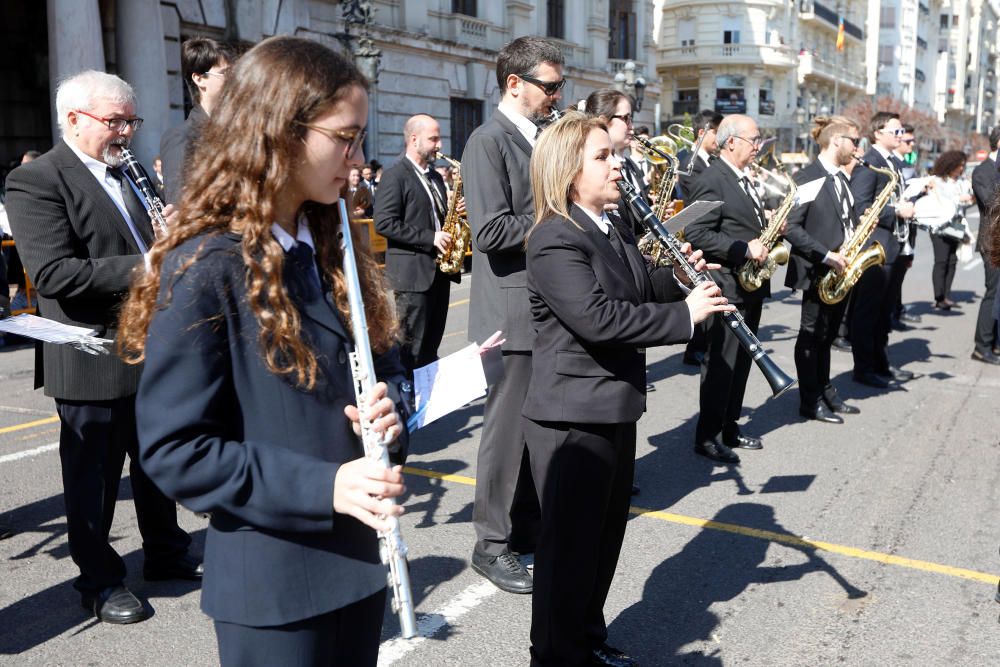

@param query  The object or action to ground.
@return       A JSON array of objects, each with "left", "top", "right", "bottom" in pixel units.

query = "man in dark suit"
[
  {"left": 461, "top": 36, "right": 565, "bottom": 593},
  {"left": 5, "top": 70, "right": 199, "bottom": 625},
  {"left": 848, "top": 112, "right": 915, "bottom": 388},
  {"left": 971, "top": 127, "right": 1000, "bottom": 364},
  {"left": 785, "top": 116, "right": 864, "bottom": 423},
  {"left": 685, "top": 114, "right": 770, "bottom": 464},
  {"left": 375, "top": 114, "right": 460, "bottom": 373},
  {"left": 160, "top": 37, "right": 233, "bottom": 205}
]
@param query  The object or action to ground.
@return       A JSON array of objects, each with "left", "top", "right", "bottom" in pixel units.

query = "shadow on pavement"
[
  {"left": 403, "top": 458, "right": 472, "bottom": 529},
  {"left": 378, "top": 554, "right": 469, "bottom": 642}
]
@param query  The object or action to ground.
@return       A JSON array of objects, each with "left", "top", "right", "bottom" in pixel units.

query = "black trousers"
[
  {"left": 524, "top": 418, "right": 635, "bottom": 667},
  {"left": 794, "top": 286, "right": 850, "bottom": 408},
  {"left": 55, "top": 396, "right": 190, "bottom": 594},
  {"left": 695, "top": 299, "right": 762, "bottom": 443},
  {"left": 974, "top": 250, "right": 1000, "bottom": 353},
  {"left": 215, "top": 588, "right": 386, "bottom": 667},
  {"left": 473, "top": 351, "right": 540, "bottom": 555},
  {"left": 888, "top": 244, "right": 911, "bottom": 317},
  {"left": 930, "top": 233, "right": 960, "bottom": 302},
  {"left": 850, "top": 263, "right": 893, "bottom": 374},
  {"left": 394, "top": 270, "right": 451, "bottom": 373}
]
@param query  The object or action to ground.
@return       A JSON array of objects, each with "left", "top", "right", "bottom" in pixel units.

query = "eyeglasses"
[
  {"left": 74, "top": 109, "right": 144, "bottom": 133},
  {"left": 901, "top": 138, "right": 915, "bottom": 145},
  {"left": 837, "top": 135, "right": 861, "bottom": 147},
  {"left": 518, "top": 74, "right": 567, "bottom": 96},
  {"left": 878, "top": 128, "right": 906, "bottom": 137},
  {"left": 297, "top": 123, "right": 367, "bottom": 157},
  {"left": 609, "top": 113, "right": 633, "bottom": 125},
  {"left": 732, "top": 135, "right": 763, "bottom": 148},
  {"left": 202, "top": 68, "right": 229, "bottom": 79}
]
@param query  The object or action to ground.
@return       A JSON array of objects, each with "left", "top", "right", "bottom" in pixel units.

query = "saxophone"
[
  {"left": 817, "top": 157, "right": 897, "bottom": 305},
  {"left": 435, "top": 151, "right": 471, "bottom": 275},
  {"left": 736, "top": 161, "right": 794, "bottom": 291}
]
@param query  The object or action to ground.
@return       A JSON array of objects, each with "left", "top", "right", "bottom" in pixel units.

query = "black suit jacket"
[
  {"left": 136, "top": 232, "right": 410, "bottom": 626},
  {"left": 677, "top": 150, "right": 711, "bottom": 201},
  {"left": 159, "top": 104, "right": 208, "bottom": 206},
  {"left": 683, "top": 158, "right": 770, "bottom": 303},
  {"left": 4, "top": 141, "right": 153, "bottom": 400},
  {"left": 374, "top": 158, "right": 458, "bottom": 292},
  {"left": 524, "top": 205, "right": 691, "bottom": 424},
  {"left": 784, "top": 161, "right": 858, "bottom": 290},
  {"left": 972, "top": 157, "right": 999, "bottom": 253},
  {"left": 849, "top": 147, "right": 901, "bottom": 265},
  {"left": 461, "top": 111, "right": 536, "bottom": 350}
]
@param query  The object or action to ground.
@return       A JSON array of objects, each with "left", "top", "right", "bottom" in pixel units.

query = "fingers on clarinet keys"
[
  {"left": 799, "top": 401, "right": 844, "bottom": 424},
  {"left": 471, "top": 546, "right": 533, "bottom": 594},
  {"left": 694, "top": 437, "right": 741, "bottom": 464}
]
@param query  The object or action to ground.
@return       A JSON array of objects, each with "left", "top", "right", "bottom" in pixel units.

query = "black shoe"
[
  {"left": 933, "top": 300, "right": 952, "bottom": 311},
  {"left": 682, "top": 350, "right": 704, "bottom": 366},
  {"left": 899, "top": 310, "right": 922, "bottom": 324},
  {"left": 471, "top": 547, "right": 532, "bottom": 594},
  {"left": 890, "top": 317, "right": 908, "bottom": 332},
  {"left": 723, "top": 433, "right": 763, "bottom": 450},
  {"left": 972, "top": 349, "right": 1000, "bottom": 365},
  {"left": 832, "top": 337, "right": 852, "bottom": 352},
  {"left": 992, "top": 345, "right": 1000, "bottom": 356},
  {"left": 591, "top": 643, "right": 638, "bottom": 667},
  {"left": 143, "top": 552, "right": 204, "bottom": 581},
  {"left": 879, "top": 366, "right": 913, "bottom": 383},
  {"left": 853, "top": 371, "right": 891, "bottom": 388},
  {"left": 823, "top": 394, "right": 860, "bottom": 414},
  {"left": 800, "top": 402, "right": 844, "bottom": 424},
  {"left": 694, "top": 438, "right": 740, "bottom": 464},
  {"left": 81, "top": 585, "right": 148, "bottom": 624}
]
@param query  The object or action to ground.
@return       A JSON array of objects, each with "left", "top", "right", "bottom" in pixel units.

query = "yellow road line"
[
  {"left": 0, "top": 415, "right": 59, "bottom": 435},
  {"left": 402, "top": 464, "right": 1000, "bottom": 586},
  {"left": 448, "top": 298, "right": 469, "bottom": 307}
]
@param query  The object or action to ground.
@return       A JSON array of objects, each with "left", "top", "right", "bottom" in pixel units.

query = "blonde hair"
[
  {"left": 811, "top": 115, "right": 860, "bottom": 149},
  {"left": 530, "top": 110, "right": 608, "bottom": 231}
]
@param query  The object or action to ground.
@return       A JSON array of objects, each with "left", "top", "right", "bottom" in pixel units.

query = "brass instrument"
[
  {"left": 737, "top": 161, "right": 794, "bottom": 291},
  {"left": 435, "top": 151, "right": 471, "bottom": 275},
  {"left": 634, "top": 135, "right": 680, "bottom": 221},
  {"left": 817, "top": 157, "right": 897, "bottom": 305},
  {"left": 673, "top": 122, "right": 711, "bottom": 178}
]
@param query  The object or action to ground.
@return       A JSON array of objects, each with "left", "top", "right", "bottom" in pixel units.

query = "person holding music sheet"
[
  {"left": 785, "top": 116, "right": 864, "bottom": 423},
  {"left": 461, "top": 36, "right": 565, "bottom": 593},
  {"left": 375, "top": 113, "right": 460, "bottom": 373},
  {"left": 849, "top": 112, "right": 916, "bottom": 388},
  {"left": 919, "top": 151, "right": 973, "bottom": 311},
  {"left": 523, "top": 111, "right": 731, "bottom": 667},
  {"left": 970, "top": 127, "right": 1000, "bottom": 364},
  {"left": 118, "top": 37, "right": 410, "bottom": 665},
  {"left": 684, "top": 114, "right": 771, "bottom": 464}
]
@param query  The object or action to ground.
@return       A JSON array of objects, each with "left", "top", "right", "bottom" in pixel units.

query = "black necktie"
[
  {"left": 108, "top": 168, "right": 155, "bottom": 249},
  {"left": 286, "top": 242, "right": 322, "bottom": 302},
  {"left": 835, "top": 173, "right": 854, "bottom": 232},
  {"left": 415, "top": 166, "right": 446, "bottom": 225},
  {"left": 740, "top": 176, "right": 766, "bottom": 228}
]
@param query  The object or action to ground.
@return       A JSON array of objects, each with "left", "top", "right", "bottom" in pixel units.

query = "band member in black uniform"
[
  {"left": 849, "top": 112, "right": 915, "bottom": 388},
  {"left": 119, "top": 37, "right": 409, "bottom": 665},
  {"left": 461, "top": 36, "right": 564, "bottom": 593},
  {"left": 785, "top": 116, "right": 863, "bottom": 423},
  {"left": 970, "top": 127, "right": 1000, "bottom": 363},
  {"left": 375, "top": 113, "right": 459, "bottom": 373},
  {"left": 684, "top": 114, "right": 770, "bottom": 464},
  {"left": 523, "top": 110, "right": 731, "bottom": 667}
]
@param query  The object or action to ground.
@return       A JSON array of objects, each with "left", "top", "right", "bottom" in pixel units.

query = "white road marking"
[
  {"left": 0, "top": 441, "right": 58, "bottom": 464},
  {"left": 378, "top": 579, "right": 500, "bottom": 665}
]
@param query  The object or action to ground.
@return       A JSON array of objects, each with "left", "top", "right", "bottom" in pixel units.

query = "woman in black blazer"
[
  {"left": 119, "top": 37, "right": 409, "bottom": 665},
  {"left": 523, "top": 111, "right": 733, "bottom": 667}
]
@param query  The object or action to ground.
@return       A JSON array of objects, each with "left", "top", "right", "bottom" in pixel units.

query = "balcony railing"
[
  {"left": 673, "top": 100, "right": 701, "bottom": 116},
  {"left": 799, "top": 0, "right": 865, "bottom": 40},
  {"left": 658, "top": 43, "right": 798, "bottom": 68},
  {"left": 798, "top": 51, "right": 867, "bottom": 90},
  {"left": 608, "top": 59, "right": 645, "bottom": 78}
]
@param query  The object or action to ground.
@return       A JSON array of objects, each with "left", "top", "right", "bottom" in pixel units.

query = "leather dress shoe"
[
  {"left": 471, "top": 547, "right": 532, "bottom": 594},
  {"left": 933, "top": 300, "right": 953, "bottom": 311},
  {"left": 831, "top": 337, "right": 852, "bottom": 352},
  {"left": 971, "top": 349, "right": 1000, "bottom": 365},
  {"left": 823, "top": 394, "right": 860, "bottom": 414},
  {"left": 853, "top": 371, "right": 891, "bottom": 388},
  {"left": 890, "top": 317, "right": 909, "bottom": 332},
  {"left": 82, "top": 585, "right": 148, "bottom": 624},
  {"left": 694, "top": 438, "right": 740, "bottom": 464},
  {"left": 682, "top": 350, "right": 704, "bottom": 366},
  {"left": 591, "top": 643, "right": 638, "bottom": 666},
  {"left": 144, "top": 552, "right": 204, "bottom": 581},
  {"left": 879, "top": 366, "right": 913, "bottom": 383},
  {"left": 723, "top": 433, "right": 762, "bottom": 450},
  {"left": 800, "top": 402, "right": 844, "bottom": 424}
]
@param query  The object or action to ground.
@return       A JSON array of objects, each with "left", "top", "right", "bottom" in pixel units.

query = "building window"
[
  {"left": 452, "top": 0, "right": 476, "bottom": 17},
  {"left": 879, "top": 45, "right": 894, "bottom": 66},
  {"left": 759, "top": 78, "right": 775, "bottom": 116},
  {"left": 678, "top": 18, "right": 695, "bottom": 53},
  {"left": 880, "top": 7, "right": 896, "bottom": 28},
  {"left": 451, "top": 98, "right": 482, "bottom": 160},
  {"left": 609, "top": 0, "right": 636, "bottom": 60},
  {"left": 940, "top": 14, "right": 949, "bottom": 29},
  {"left": 547, "top": 0, "right": 564, "bottom": 40},
  {"left": 673, "top": 87, "right": 700, "bottom": 116},
  {"left": 715, "top": 74, "right": 746, "bottom": 114}
]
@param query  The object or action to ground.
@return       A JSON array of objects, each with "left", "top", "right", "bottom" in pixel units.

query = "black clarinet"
[
  {"left": 617, "top": 179, "right": 796, "bottom": 398},
  {"left": 119, "top": 148, "right": 169, "bottom": 238}
]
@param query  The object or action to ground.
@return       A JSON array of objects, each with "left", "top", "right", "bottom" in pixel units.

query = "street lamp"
[{"left": 613, "top": 60, "right": 646, "bottom": 112}]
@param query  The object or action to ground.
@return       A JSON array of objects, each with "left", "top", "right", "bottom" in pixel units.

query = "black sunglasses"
[
  {"left": 518, "top": 74, "right": 567, "bottom": 96},
  {"left": 838, "top": 135, "right": 861, "bottom": 147},
  {"left": 610, "top": 113, "right": 633, "bottom": 125}
]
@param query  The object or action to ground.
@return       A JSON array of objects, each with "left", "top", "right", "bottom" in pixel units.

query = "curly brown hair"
[
  {"left": 119, "top": 36, "right": 397, "bottom": 390},
  {"left": 931, "top": 150, "right": 967, "bottom": 178}
]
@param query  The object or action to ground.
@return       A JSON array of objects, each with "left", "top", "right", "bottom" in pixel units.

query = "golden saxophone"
[
  {"left": 817, "top": 157, "right": 897, "bottom": 304},
  {"left": 736, "top": 161, "right": 794, "bottom": 291},
  {"left": 435, "top": 151, "right": 471, "bottom": 275}
]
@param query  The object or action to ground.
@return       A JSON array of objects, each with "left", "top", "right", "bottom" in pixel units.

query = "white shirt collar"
[
  {"left": 698, "top": 148, "right": 712, "bottom": 166},
  {"left": 497, "top": 101, "right": 540, "bottom": 147},
  {"left": 873, "top": 144, "right": 893, "bottom": 161},
  {"left": 990, "top": 151, "right": 998, "bottom": 162},
  {"left": 574, "top": 203, "right": 612, "bottom": 235},
  {"left": 270, "top": 216, "right": 315, "bottom": 252},
  {"left": 817, "top": 154, "right": 843, "bottom": 177},
  {"left": 405, "top": 154, "right": 431, "bottom": 174},
  {"left": 719, "top": 154, "right": 748, "bottom": 181},
  {"left": 64, "top": 137, "right": 113, "bottom": 179}
]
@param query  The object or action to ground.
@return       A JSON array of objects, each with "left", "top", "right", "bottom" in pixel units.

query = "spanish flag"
[{"left": 836, "top": 16, "right": 845, "bottom": 51}]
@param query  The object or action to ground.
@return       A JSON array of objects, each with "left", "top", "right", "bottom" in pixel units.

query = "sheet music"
[
  {"left": 407, "top": 343, "right": 488, "bottom": 430},
  {"left": 793, "top": 177, "right": 826, "bottom": 206},
  {"left": 0, "top": 314, "right": 112, "bottom": 355}
]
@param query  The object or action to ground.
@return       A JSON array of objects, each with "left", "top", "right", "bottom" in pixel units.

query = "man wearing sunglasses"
[
  {"left": 4, "top": 70, "right": 199, "bottom": 625},
  {"left": 848, "top": 111, "right": 916, "bottom": 388},
  {"left": 461, "top": 36, "right": 565, "bottom": 597},
  {"left": 888, "top": 124, "right": 923, "bottom": 332}
]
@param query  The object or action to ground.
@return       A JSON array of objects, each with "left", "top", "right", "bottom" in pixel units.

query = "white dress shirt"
[
  {"left": 405, "top": 154, "right": 443, "bottom": 231},
  {"left": 497, "top": 102, "right": 540, "bottom": 148}
]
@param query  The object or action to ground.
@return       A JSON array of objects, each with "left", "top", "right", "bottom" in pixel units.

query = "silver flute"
[
  {"left": 337, "top": 199, "right": 418, "bottom": 639},
  {"left": 119, "top": 148, "right": 169, "bottom": 238}
]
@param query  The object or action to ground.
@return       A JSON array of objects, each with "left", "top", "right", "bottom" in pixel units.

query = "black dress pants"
[
  {"left": 524, "top": 418, "right": 635, "bottom": 667},
  {"left": 214, "top": 588, "right": 386, "bottom": 667},
  {"left": 850, "top": 263, "right": 893, "bottom": 374},
  {"left": 974, "top": 250, "right": 1000, "bottom": 353},
  {"left": 930, "top": 233, "right": 960, "bottom": 302},
  {"left": 473, "top": 351, "right": 540, "bottom": 555},
  {"left": 394, "top": 270, "right": 451, "bottom": 372},
  {"left": 695, "top": 298, "right": 763, "bottom": 443},
  {"left": 794, "top": 285, "right": 850, "bottom": 408},
  {"left": 55, "top": 396, "right": 190, "bottom": 594}
]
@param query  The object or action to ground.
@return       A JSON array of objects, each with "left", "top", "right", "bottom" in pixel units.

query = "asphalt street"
[{"left": 2, "top": 212, "right": 1000, "bottom": 666}]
